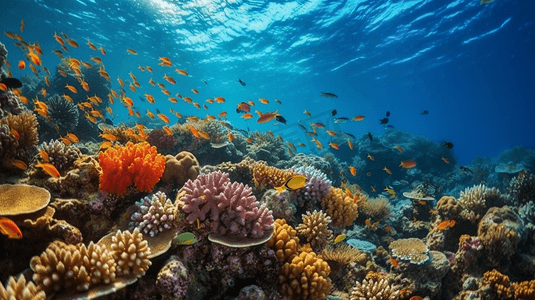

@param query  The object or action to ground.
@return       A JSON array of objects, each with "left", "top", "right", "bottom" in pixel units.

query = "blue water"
[{"left": 2, "top": 0, "right": 534, "bottom": 164}]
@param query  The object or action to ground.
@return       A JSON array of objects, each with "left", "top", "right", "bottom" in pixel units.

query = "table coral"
[
  {"left": 0, "top": 274, "right": 46, "bottom": 300},
  {"left": 296, "top": 210, "right": 333, "bottom": 251},
  {"left": 0, "top": 183, "right": 50, "bottom": 215},
  {"left": 389, "top": 238, "right": 429, "bottom": 265},
  {"left": 130, "top": 191, "right": 177, "bottom": 237},
  {"left": 266, "top": 219, "right": 300, "bottom": 263},
  {"left": 99, "top": 141, "right": 165, "bottom": 195},
  {"left": 180, "top": 171, "right": 274, "bottom": 247},
  {"left": 279, "top": 249, "right": 332, "bottom": 300},
  {"left": 160, "top": 151, "right": 200, "bottom": 186},
  {"left": 321, "top": 186, "right": 359, "bottom": 228}
]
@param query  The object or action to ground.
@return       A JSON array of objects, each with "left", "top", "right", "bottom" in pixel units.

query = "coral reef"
[
  {"left": 130, "top": 191, "right": 177, "bottom": 237},
  {"left": 321, "top": 187, "right": 359, "bottom": 228},
  {"left": 147, "top": 128, "right": 177, "bottom": 154},
  {"left": 349, "top": 277, "right": 400, "bottom": 300},
  {"left": 360, "top": 197, "right": 392, "bottom": 222},
  {"left": 266, "top": 219, "right": 300, "bottom": 263},
  {"left": 179, "top": 171, "right": 274, "bottom": 247},
  {"left": 508, "top": 171, "right": 535, "bottom": 205},
  {"left": 0, "top": 274, "right": 46, "bottom": 300},
  {"left": 109, "top": 228, "right": 152, "bottom": 277},
  {"left": 481, "top": 269, "right": 513, "bottom": 299},
  {"left": 0, "top": 111, "right": 39, "bottom": 169},
  {"left": 296, "top": 210, "right": 333, "bottom": 251},
  {"left": 156, "top": 255, "right": 189, "bottom": 300},
  {"left": 252, "top": 161, "right": 297, "bottom": 189},
  {"left": 458, "top": 184, "right": 502, "bottom": 222},
  {"left": 290, "top": 166, "right": 332, "bottom": 210},
  {"left": 160, "top": 151, "right": 200, "bottom": 187},
  {"left": 389, "top": 238, "right": 429, "bottom": 265},
  {"left": 99, "top": 141, "right": 166, "bottom": 195},
  {"left": 436, "top": 196, "right": 462, "bottom": 219},
  {"left": 321, "top": 244, "right": 366, "bottom": 265},
  {"left": 0, "top": 90, "right": 25, "bottom": 117},
  {"left": 260, "top": 189, "right": 296, "bottom": 221}
]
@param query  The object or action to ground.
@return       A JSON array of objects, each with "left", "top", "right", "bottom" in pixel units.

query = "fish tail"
[{"left": 274, "top": 185, "right": 286, "bottom": 195}]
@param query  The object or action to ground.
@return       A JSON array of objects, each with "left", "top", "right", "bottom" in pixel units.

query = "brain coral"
[
  {"left": 180, "top": 171, "right": 274, "bottom": 247},
  {"left": 321, "top": 186, "right": 359, "bottom": 227},
  {"left": 98, "top": 141, "right": 165, "bottom": 195},
  {"left": 160, "top": 151, "right": 200, "bottom": 186}
]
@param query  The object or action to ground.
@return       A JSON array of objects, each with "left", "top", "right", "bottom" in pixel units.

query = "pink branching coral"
[{"left": 180, "top": 171, "right": 274, "bottom": 247}]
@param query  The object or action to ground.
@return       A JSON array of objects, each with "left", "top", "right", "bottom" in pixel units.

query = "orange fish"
[
  {"left": 65, "top": 84, "right": 77, "bottom": 93},
  {"left": 39, "top": 150, "right": 49, "bottom": 162},
  {"left": 188, "top": 125, "right": 200, "bottom": 138},
  {"left": 126, "top": 48, "right": 138, "bottom": 55},
  {"left": 158, "top": 113, "right": 170, "bottom": 123},
  {"left": 192, "top": 89, "right": 199, "bottom": 94},
  {"left": 258, "top": 98, "right": 269, "bottom": 104},
  {"left": 442, "top": 157, "right": 450, "bottom": 164},
  {"left": 311, "top": 137, "right": 323, "bottom": 150},
  {"left": 384, "top": 225, "right": 392, "bottom": 235},
  {"left": 123, "top": 97, "right": 134, "bottom": 107},
  {"left": 215, "top": 97, "right": 226, "bottom": 103},
  {"left": 399, "top": 160, "right": 417, "bottom": 169},
  {"left": 164, "top": 74, "right": 176, "bottom": 84},
  {"left": 389, "top": 256, "right": 399, "bottom": 268},
  {"left": 198, "top": 131, "right": 210, "bottom": 140},
  {"left": 192, "top": 102, "right": 201, "bottom": 109},
  {"left": 256, "top": 110, "right": 279, "bottom": 123},
  {"left": 18, "top": 60, "right": 25, "bottom": 70},
  {"left": 87, "top": 40, "right": 97, "bottom": 50},
  {"left": 245, "top": 137, "right": 253, "bottom": 143},
  {"left": 228, "top": 131, "right": 234, "bottom": 142},
  {"left": 20, "top": 19, "right": 25, "bottom": 32},
  {"left": 347, "top": 138, "right": 354, "bottom": 150},
  {"left": 383, "top": 167, "right": 392, "bottom": 175},
  {"left": 0, "top": 83, "right": 8, "bottom": 91},
  {"left": 437, "top": 220, "right": 451, "bottom": 230},
  {"left": 10, "top": 159, "right": 27, "bottom": 170},
  {"left": 352, "top": 115, "right": 365, "bottom": 121},
  {"left": 349, "top": 166, "right": 357, "bottom": 176},
  {"left": 248, "top": 100, "right": 255, "bottom": 106},
  {"left": 326, "top": 130, "right": 336, "bottom": 137},
  {"left": 395, "top": 145, "right": 404, "bottom": 153},
  {"left": 145, "top": 93, "right": 155, "bottom": 104},
  {"left": 100, "top": 141, "right": 112, "bottom": 149},
  {"left": 241, "top": 113, "right": 253, "bottom": 119},
  {"left": 419, "top": 200, "right": 427, "bottom": 205},
  {"left": 219, "top": 111, "right": 227, "bottom": 118},
  {"left": 99, "top": 45, "right": 106, "bottom": 55},
  {"left": 304, "top": 109, "right": 311, "bottom": 117},
  {"left": 163, "top": 126, "right": 173, "bottom": 136},
  {"left": 168, "top": 97, "right": 178, "bottom": 103},
  {"left": 0, "top": 217, "right": 23, "bottom": 239},
  {"left": 329, "top": 142, "right": 339, "bottom": 150},
  {"left": 410, "top": 297, "right": 423, "bottom": 300},
  {"left": 449, "top": 220, "right": 456, "bottom": 227},
  {"left": 100, "top": 133, "right": 117, "bottom": 141},
  {"left": 367, "top": 154, "right": 375, "bottom": 161},
  {"left": 66, "top": 133, "right": 79, "bottom": 143},
  {"left": 67, "top": 38, "right": 79, "bottom": 48},
  {"left": 36, "top": 162, "right": 60, "bottom": 178},
  {"left": 19, "top": 96, "right": 28, "bottom": 105},
  {"left": 60, "top": 137, "right": 72, "bottom": 145},
  {"left": 365, "top": 219, "right": 371, "bottom": 227},
  {"left": 176, "top": 69, "right": 188, "bottom": 76}
]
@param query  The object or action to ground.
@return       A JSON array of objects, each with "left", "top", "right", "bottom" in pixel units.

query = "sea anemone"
[{"left": 46, "top": 94, "right": 79, "bottom": 134}]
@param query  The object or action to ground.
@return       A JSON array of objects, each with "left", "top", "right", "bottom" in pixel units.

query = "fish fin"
[{"left": 274, "top": 185, "right": 286, "bottom": 195}]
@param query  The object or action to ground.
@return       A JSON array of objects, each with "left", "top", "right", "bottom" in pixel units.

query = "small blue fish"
[{"left": 173, "top": 232, "right": 198, "bottom": 245}]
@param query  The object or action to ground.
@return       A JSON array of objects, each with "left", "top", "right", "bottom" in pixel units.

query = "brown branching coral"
[
  {"left": 296, "top": 210, "right": 333, "bottom": 250},
  {"left": 266, "top": 219, "right": 300, "bottom": 264},
  {"left": 321, "top": 186, "right": 359, "bottom": 228},
  {"left": 482, "top": 269, "right": 513, "bottom": 299},
  {"left": 0, "top": 274, "right": 46, "bottom": 300},
  {"left": 360, "top": 197, "right": 391, "bottom": 221},
  {"left": 252, "top": 161, "right": 296, "bottom": 189},
  {"left": 321, "top": 244, "right": 366, "bottom": 265},
  {"left": 349, "top": 278, "right": 400, "bottom": 300},
  {"left": 513, "top": 279, "right": 535, "bottom": 300},
  {"left": 279, "top": 249, "right": 332, "bottom": 300}
]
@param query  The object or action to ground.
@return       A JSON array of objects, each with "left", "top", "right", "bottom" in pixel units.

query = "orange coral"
[
  {"left": 482, "top": 269, "right": 513, "bottom": 298},
  {"left": 98, "top": 142, "right": 165, "bottom": 195},
  {"left": 252, "top": 161, "right": 296, "bottom": 189},
  {"left": 321, "top": 187, "right": 359, "bottom": 227},
  {"left": 266, "top": 219, "right": 300, "bottom": 264},
  {"left": 513, "top": 279, "right": 535, "bottom": 300}
]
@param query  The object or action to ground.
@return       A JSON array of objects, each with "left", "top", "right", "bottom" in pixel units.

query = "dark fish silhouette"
[
  {"left": 332, "top": 110, "right": 337, "bottom": 116},
  {"left": 0, "top": 77, "right": 22, "bottom": 89},
  {"left": 275, "top": 115, "right": 287, "bottom": 124},
  {"left": 344, "top": 132, "right": 355, "bottom": 139},
  {"left": 421, "top": 110, "right": 429, "bottom": 115},
  {"left": 334, "top": 117, "right": 348, "bottom": 123},
  {"left": 443, "top": 141, "right": 454, "bottom": 149},
  {"left": 380, "top": 117, "right": 389, "bottom": 125},
  {"left": 298, "top": 124, "right": 307, "bottom": 132},
  {"left": 202, "top": 80, "right": 208, "bottom": 85},
  {"left": 460, "top": 166, "right": 473, "bottom": 174},
  {"left": 368, "top": 132, "right": 373, "bottom": 142},
  {"left": 320, "top": 92, "right": 338, "bottom": 98},
  {"left": 238, "top": 79, "right": 246, "bottom": 86},
  {"left": 386, "top": 111, "right": 390, "bottom": 117}
]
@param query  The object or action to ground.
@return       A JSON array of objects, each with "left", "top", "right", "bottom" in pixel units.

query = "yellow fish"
[
  {"left": 334, "top": 234, "right": 346, "bottom": 243},
  {"left": 274, "top": 174, "right": 307, "bottom": 194}
]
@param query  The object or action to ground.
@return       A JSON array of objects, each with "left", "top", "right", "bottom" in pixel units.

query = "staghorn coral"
[
  {"left": 46, "top": 94, "right": 79, "bottom": 134},
  {"left": 130, "top": 191, "right": 177, "bottom": 237},
  {"left": 99, "top": 141, "right": 165, "bottom": 195},
  {"left": 389, "top": 238, "right": 429, "bottom": 265},
  {"left": 266, "top": 219, "right": 300, "bottom": 263},
  {"left": 160, "top": 151, "right": 200, "bottom": 186},
  {"left": 279, "top": 249, "right": 332, "bottom": 300},
  {"left": 360, "top": 197, "right": 391, "bottom": 222},
  {"left": 321, "top": 186, "right": 359, "bottom": 228},
  {"left": 349, "top": 278, "right": 400, "bottom": 300},
  {"left": 180, "top": 171, "right": 274, "bottom": 247},
  {"left": 321, "top": 243, "right": 366, "bottom": 265},
  {"left": 296, "top": 210, "right": 333, "bottom": 251},
  {"left": 38, "top": 139, "right": 81, "bottom": 172},
  {"left": 252, "top": 161, "right": 297, "bottom": 189},
  {"left": 0, "top": 274, "right": 46, "bottom": 300},
  {"left": 513, "top": 279, "right": 535, "bottom": 300},
  {"left": 481, "top": 269, "right": 513, "bottom": 299},
  {"left": 458, "top": 184, "right": 501, "bottom": 222},
  {"left": 109, "top": 228, "right": 152, "bottom": 277},
  {"left": 0, "top": 183, "right": 51, "bottom": 215}
]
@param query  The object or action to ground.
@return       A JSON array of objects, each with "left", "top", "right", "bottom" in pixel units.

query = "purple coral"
[
  {"left": 147, "top": 128, "right": 177, "bottom": 154},
  {"left": 156, "top": 255, "right": 189, "bottom": 299},
  {"left": 130, "top": 191, "right": 176, "bottom": 237},
  {"left": 290, "top": 172, "right": 332, "bottom": 209},
  {"left": 181, "top": 171, "right": 274, "bottom": 244}
]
